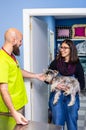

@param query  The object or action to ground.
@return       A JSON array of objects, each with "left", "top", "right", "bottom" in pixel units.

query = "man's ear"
[{"left": 12, "top": 38, "right": 17, "bottom": 46}]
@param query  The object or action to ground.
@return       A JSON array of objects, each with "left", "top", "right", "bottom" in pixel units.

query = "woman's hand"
[{"left": 55, "top": 83, "right": 69, "bottom": 91}]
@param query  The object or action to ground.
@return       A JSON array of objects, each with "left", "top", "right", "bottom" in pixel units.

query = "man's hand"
[
  {"left": 12, "top": 110, "right": 28, "bottom": 125},
  {"left": 36, "top": 73, "right": 46, "bottom": 81}
]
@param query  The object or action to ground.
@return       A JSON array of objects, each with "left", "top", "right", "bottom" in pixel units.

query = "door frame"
[
  {"left": 23, "top": 8, "right": 86, "bottom": 119},
  {"left": 23, "top": 8, "right": 86, "bottom": 70}
]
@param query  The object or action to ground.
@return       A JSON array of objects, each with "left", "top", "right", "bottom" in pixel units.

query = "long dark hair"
[
  {"left": 56, "top": 39, "right": 79, "bottom": 75},
  {"left": 57, "top": 39, "right": 79, "bottom": 64}
]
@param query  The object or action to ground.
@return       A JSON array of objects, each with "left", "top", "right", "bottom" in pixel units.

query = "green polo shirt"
[{"left": 0, "top": 49, "right": 28, "bottom": 112}]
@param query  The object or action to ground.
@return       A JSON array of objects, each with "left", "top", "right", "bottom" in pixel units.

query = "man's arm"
[
  {"left": 21, "top": 69, "right": 45, "bottom": 81},
  {"left": 0, "top": 83, "right": 28, "bottom": 125}
]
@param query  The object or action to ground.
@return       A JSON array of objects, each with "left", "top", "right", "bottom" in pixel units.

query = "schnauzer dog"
[{"left": 44, "top": 69, "right": 80, "bottom": 106}]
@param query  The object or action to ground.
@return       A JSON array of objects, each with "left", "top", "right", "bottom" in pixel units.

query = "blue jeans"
[{"left": 49, "top": 91, "right": 80, "bottom": 130}]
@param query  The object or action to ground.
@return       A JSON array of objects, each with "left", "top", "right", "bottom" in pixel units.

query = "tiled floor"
[
  {"left": 78, "top": 91, "right": 86, "bottom": 130},
  {"left": 64, "top": 91, "right": 86, "bottom": 130}
]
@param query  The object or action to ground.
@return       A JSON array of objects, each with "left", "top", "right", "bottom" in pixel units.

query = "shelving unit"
[
  {"left": 56, "top": 39, "right": 86, "bottom": 54},
  {"left": 57, "top": 39, "right": 86, "bottom": 41}
]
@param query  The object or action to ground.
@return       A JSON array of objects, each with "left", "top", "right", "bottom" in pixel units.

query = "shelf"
[
  {"left": 57, "top": 39, "right": 86, "bottom": 41},
  {"left": 78, "top": 54, "right": 86, "bottom": 57}
]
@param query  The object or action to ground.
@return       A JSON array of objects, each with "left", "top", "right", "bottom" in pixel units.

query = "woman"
[{"left": 48, "top": 39, "right": 85, "bottom": 130}]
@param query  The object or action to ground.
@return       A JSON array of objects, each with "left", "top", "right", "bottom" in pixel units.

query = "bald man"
[{"left": 0, "top": 28, "right": 44, "bottom": 125}]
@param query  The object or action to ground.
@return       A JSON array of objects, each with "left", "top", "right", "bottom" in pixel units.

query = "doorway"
[{"left": 23, "top": 8, "right": 86, "bottom": 121}]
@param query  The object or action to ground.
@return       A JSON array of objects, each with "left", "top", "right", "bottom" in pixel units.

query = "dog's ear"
[
  {"left": 43, "top": 69, "right": 53, "bottom": 73},
  {"left": 53, "top": 70, "right": 59, "bottom": 76},
  {"left": 43, "top": 69, "right": 58, "bottom": 75},
  {"left": 43, "top": 68, "right": 48, "bottom": 73}
]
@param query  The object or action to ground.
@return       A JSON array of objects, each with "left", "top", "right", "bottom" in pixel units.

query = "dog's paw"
[
  {"left": 63, "top": 92, "right": 68, "bottom": 96},
  {"left": 53, "top": 100, "right": 57, "bottom": 104},
  {"left": 68, "top": 102, "right": 74, "bottom": 106},
  {"left": 51, "top": 88, "right": 55, "bottom": 92},
  {"left": 53, "top": 97, "right": 59, "bottom": 104}
]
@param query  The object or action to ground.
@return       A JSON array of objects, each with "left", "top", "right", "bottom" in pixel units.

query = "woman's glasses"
[{"left": 60, "top": 46, "right": 70, "bottom": 50}]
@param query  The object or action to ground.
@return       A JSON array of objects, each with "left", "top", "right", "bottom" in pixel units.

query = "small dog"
[{"left": 44, "top": 69, "right": 80, "bottom": 106}]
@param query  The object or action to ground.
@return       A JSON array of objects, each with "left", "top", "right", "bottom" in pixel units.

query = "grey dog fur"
[{"left": 44, "top": 69, "right": 80, "bottom": 106}]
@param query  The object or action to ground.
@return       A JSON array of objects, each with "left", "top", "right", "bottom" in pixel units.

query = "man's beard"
[{"left": 13, "top": 45, "right": 20, "bottom": 56}]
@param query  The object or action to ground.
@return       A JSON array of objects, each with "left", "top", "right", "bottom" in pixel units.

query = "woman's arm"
[
  {"left": 75, "top": 61, "right": 85, "bottom": 90},
  {"left": 48, "top": 59, "right": 57, "bottom": 70}
]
